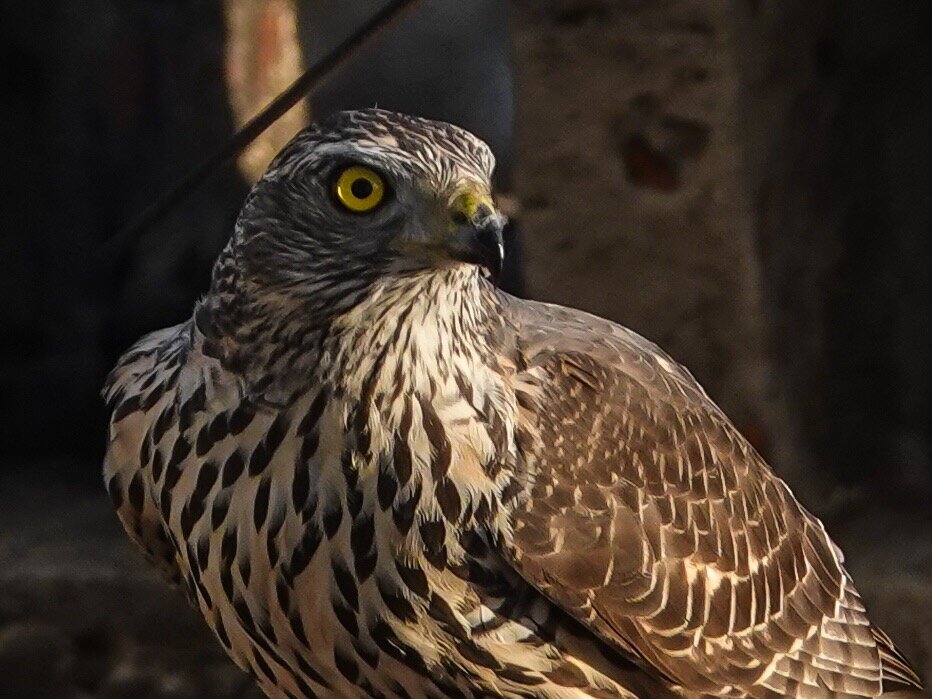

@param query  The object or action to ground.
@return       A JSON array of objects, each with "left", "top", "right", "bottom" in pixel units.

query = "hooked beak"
[{"left": 447, "top": 185, "right": 506, "bottom": 283}]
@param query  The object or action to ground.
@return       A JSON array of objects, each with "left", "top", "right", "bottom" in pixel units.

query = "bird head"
[{"left": 228, "top": 109, "right": 507, "bottom": 309}]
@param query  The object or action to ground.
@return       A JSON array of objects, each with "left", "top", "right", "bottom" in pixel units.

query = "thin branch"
[{"left": 98, "top": 0, "right": 420, "bottom": 262}]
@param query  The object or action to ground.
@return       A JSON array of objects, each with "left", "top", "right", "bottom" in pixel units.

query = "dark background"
[{"left": 0, "top": 1, "right": 929, "bottom": 696}]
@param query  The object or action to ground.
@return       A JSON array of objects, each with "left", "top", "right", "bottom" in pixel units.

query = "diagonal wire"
[{"left": 97, "top": 0, "right": 420, "bottom": 262}]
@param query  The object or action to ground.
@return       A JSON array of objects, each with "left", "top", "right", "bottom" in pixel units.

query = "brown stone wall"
[
  {"left": 512, "top": 0, "right": 932, "bottom": 503},
  {"left": 511, "top": 0, "right": 808, "bottom": 489}
]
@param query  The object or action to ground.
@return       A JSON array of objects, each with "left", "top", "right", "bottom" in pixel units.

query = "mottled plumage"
[{"left": 104, "top": 109, "right": 921, "bottom": 698}]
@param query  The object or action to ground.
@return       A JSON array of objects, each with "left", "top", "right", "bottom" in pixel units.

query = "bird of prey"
[{"left": 104, "top": 109, "right": 921, "bottom": 698}]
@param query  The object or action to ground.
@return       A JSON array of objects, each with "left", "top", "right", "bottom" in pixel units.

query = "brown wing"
[{"left": 499, "top": 297, "right": 921, "bottom": 697}]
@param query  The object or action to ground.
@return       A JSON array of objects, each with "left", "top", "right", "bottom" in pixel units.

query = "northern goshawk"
[{"left": 104, "top": 109, "right": 922, "bottom": 698}]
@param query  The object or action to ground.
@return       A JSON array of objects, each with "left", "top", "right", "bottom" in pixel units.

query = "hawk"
[{"left": 104, "top": 109, "right": 921, "bottom": 698}]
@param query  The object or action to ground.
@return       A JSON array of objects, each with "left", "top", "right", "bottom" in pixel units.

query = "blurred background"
[{"left": 0, "top": 0, "right": 929, "bottom": 696}]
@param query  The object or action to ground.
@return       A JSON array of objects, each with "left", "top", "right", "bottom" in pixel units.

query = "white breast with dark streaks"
[{"left": 103, "top": 285, "right": 658, "bottom": 699}]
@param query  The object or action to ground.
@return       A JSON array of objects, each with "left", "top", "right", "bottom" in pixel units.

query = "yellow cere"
[
  {"left": 335, "top": 165, "right": 386, "bottom": 213},
  {"left": 447, "top": 185, "right": 496, "bottom": 234},
  {"left": 451, "top": 186, "right": 493, "bottom": 221}
]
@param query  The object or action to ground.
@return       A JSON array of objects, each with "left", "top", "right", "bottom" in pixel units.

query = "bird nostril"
[{"left": 451, "top": 210, "right": 469, "bottom": 225}]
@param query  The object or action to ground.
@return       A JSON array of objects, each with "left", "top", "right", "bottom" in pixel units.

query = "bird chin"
[{"left": 443, "top": 255, "right": 500, "bottom": 287}]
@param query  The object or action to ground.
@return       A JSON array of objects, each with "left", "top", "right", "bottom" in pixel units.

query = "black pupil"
[{"left": 350, "top": 177, "right": 374, "bottom": 199}]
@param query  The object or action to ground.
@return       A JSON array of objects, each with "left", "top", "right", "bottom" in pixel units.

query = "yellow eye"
[{"left": 334, "top": 165, "right": 386, "bottom": 213}]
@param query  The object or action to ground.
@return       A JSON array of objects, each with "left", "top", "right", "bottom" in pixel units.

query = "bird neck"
[
  {"left": 196, "top": 259, "right": 511, "bottom": 407},
  {"left": 325, "top": 266, "right": 508, "bottom": 402},
  {"left": 323, "top": 267, "right": 522, "bottom": 556}
]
